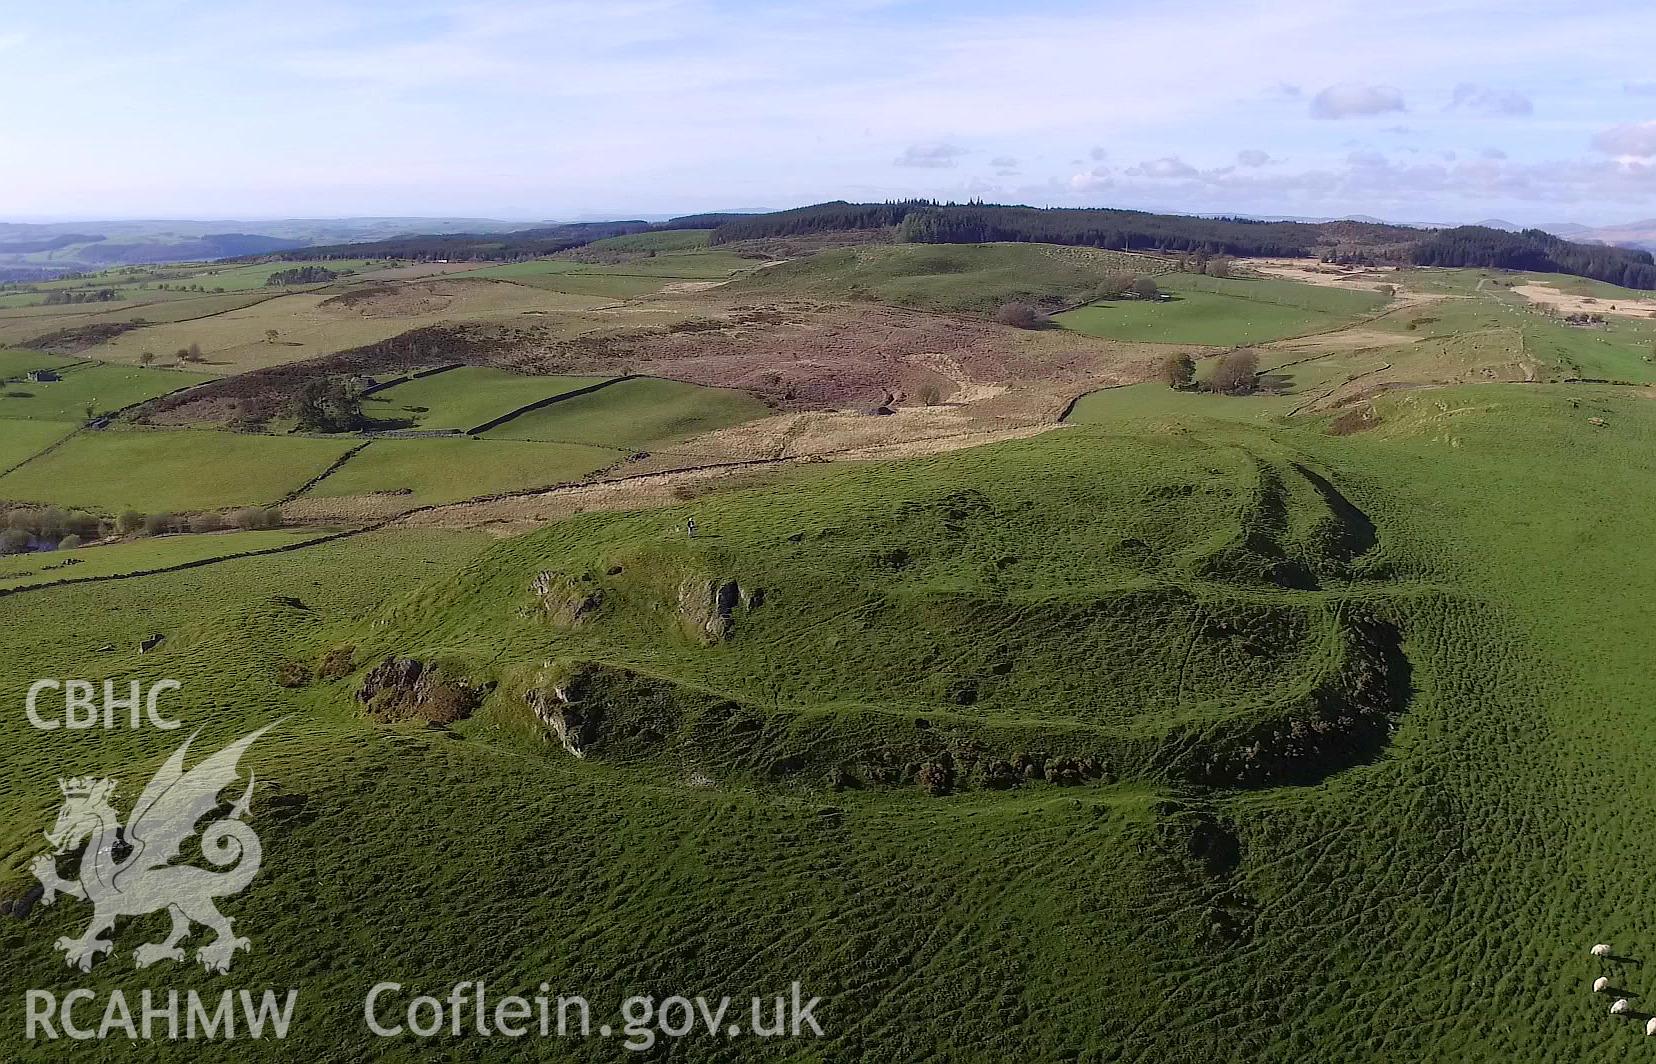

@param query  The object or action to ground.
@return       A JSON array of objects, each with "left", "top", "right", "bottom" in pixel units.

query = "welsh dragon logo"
[{"left": 29, "top": 725, "right": 273, "bottom": 974}]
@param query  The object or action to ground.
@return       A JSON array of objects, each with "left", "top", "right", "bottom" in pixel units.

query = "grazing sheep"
[
  {"left": 1611, "top": 998, "right": 1631, "bottom": 1015},
  {"left": 1594, "top": 976, "right": 1610, "bottom": 993},
  {"left": 1592, "top": 943, "right": 1613, "bottom": 957},
  {"left": 1646, "top": 1017, "right": 1656, "bottom": 1037}
]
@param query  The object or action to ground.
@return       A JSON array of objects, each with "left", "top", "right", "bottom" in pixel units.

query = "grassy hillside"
[
  {"left": 3, "top": 382, "right": 1652, "bottom": 1061},
  {"left": 730, "top": 242, "right": 1173, "bottom": 314}
]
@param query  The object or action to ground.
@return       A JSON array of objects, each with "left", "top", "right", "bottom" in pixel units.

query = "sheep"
[
  {"left": 1611, "top": 998, "right": 1631, "bottom": 1016},
  {"left": 1646, "top": 1017, "right": 1656, "bottom": 1037},
  {"left": 1591, "top": 943, "right": 1613, "bottom": 957},
  {"left": 1594, "top": 976, "right": 1610, "bottom": 993}
]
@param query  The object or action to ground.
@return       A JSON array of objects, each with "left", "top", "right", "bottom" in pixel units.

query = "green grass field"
[
  {"left": 732, "top": 241, "right": 1174, "bottom": 313},
  {"left": 0, "top": 529, "right": 325, "bottom": 591},
  {"left": 366, "top": 368, "right": 612, "bottom": 431},
  {"left": 483, "top": 376, "right": 771, "bottom": 449},
  {"left": 307, "top": 436, "right": 622, "bottom": 505},
  {"left": 0, "top": 419, "right": 77, "bottom": 471},
  {"left": 0, "top": 428, "right": 356, "bottom": 512},
  {"left": 1057, "top": 273, "right": 1391, "bottom": 346},
  {"left": 0, "top": 363, "right": 212, "bottom": 422}
]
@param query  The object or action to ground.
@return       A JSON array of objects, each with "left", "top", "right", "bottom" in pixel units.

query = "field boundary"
[
  {"left": 0, "top": 530, "right": 349, "bottom": 600},
  {"left": 360, "top": 362, "right": 465, "bottom": 397},
  {"left": 280, "top": 442, "right": 372, "bottom": 503},
  {"left": 466, "top": 374, "right": 636, "bottom": 435}
]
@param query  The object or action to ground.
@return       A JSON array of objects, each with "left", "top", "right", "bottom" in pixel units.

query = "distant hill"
[
  {"left": 270, "top": 220, "right": 652, "bottom": 262},
  {"left": 1541, "top": 219, "right": 1656, "bottom": 252},
  {"left": 0, "top": 217, "right": 549, "bottom": 270}
]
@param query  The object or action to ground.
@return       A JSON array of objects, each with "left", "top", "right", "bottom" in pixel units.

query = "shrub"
[
  {"left": 190, "top": 512, "right": 224, "bottom": 534},
  {"left": 40, "top": 507, "right": 70, "bottom": 539},
  {"left": 116, "top": 510, "right": 146, "bottom": 534},
  {"left": 917, "top": 760, "right": 954, "bottom": 796},
  {"left": 0, "top": 529, "right": 30, "bottom": 555},
  {"left": 143, "top": 512, "right": 176, "bottom": 536},
  {"left": 1131, "top": 276, "right": 1160, "bottom": 300},
  {"left": 229, "top": 507, "right": 268, "bottom": 531},
  {"left": 264, "top": 507, "right": 284, "bottom": 529},
  {"left": 1161, "top": 353, "right": 1196, "bottom": 390},
  {"left": 1209, "top": 350, "right": 1261, "bottom": 395},
  {"left": 57, "top": 534, "right": 82, "bottom": 551},
  {"left": 994, "top": 302, "right": 1046, "bottom": 329},
  {"left": 275, "top": 661, "right": 312, "bottom": 689}
]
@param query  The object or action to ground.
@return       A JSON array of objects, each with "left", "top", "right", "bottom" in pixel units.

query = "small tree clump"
[
  {"left": 1095, "top": 272, "right": 1135, "bottom": 300},
  {"left": 117, "top": 510, "right": 146, "bottom": 534},
  {"left": 1131, "top": 276, "right": 1160, "bottom": 300},
  {"left": 1209, "top": 350, "right": 1261, "bottom": 395},
  {"left": 58, "top": 534, "right": 83, "bottom": 551},
  {"left": 0, "top": 529, "right": 31, "bottom": 555},
  {"left": 1161, "top": 352, "right": 1196, "bottom": 390},
  {"left": 190, "top": 512, "right": 224, "bottom": 534},
  {"left": 994, "top": 302, "right": 1046, "bottom": 329},
  {"left": 292, "top": 376, "right": 366, "bottom": 433},
  {"left": 143, "top": 512, "right": 176, "bottom": 536}
]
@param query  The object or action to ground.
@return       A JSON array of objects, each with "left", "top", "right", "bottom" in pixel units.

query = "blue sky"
[{"left": 5, "top": 0, "right": 1656, "bottom": 224}]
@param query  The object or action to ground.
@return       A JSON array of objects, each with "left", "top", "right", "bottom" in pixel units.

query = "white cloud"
[
  {"left": 1236, "top": 149, "right": 1273, "bottom": 167},
  {"left": 1088, "top": 146, "right": 1108, "bottom": 161},
  {"left": 1593, "top": 121, "right": 1656, "bottom": 157},
  {"left": 1126, "top": 156, "right": 1200, "bottom": 179},
  {"left": 1448, "top": 83, "right": 1533, "bottom": 116},
  {"left": 1310, "top": 83, "right": 1406, "bottom": 119},
  {"left": 894, "top": 143, "right": 969, "bottom": 169}
]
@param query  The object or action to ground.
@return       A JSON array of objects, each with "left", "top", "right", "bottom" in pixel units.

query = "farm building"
[{"left": 25, "top": 369, "right": 60, "bottom": 383}]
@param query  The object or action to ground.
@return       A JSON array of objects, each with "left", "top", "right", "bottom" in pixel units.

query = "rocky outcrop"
[
  {"left": 677, "top": 577, "right": 761, "bottom": 644},
  {"left": 357, "top": 657, "right": 488, "bottom": 725},
  {"left": 525, "top": 682, "right": 603, "bottom": 758},
  {"left": 531, "top": 571, "right": 604, "bottom": 626}
]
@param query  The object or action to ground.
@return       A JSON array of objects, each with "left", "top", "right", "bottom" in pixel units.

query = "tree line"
[
  {"left": 1408, "top": 227, "right": 1656, "bottom": 290},
  {"left": 0, "top": 505, "right": 283, "bottom": 555}
]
